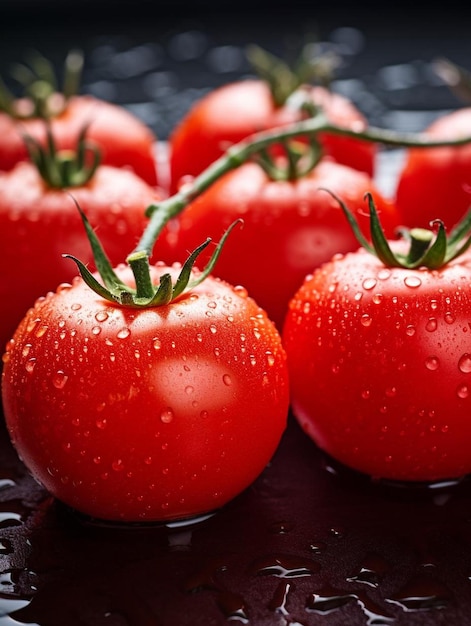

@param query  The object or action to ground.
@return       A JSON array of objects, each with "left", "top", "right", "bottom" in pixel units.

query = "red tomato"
[
  {"left": 0, "top": 96, "right": 159, "bottom": 187},
  {"left": 1, "top": 264, "right": 289, "bottom": 522},
  {"left": 283, "top": 246, "right": 471, "bottom": 482},
  {"left": 395, "top": 108, "right": 471, "bottom": 231},
  {"left": 158, "top": 159, "right": 399, "bottom": 330},
  {"left": 0, "top": 161, "right": 160, "bottom": 353},
  {"left": 168, "top": 80, "right": 376, "bottom": 194}
]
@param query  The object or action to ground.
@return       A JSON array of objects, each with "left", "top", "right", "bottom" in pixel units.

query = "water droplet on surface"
[
  {"left": 52, "top": 371, "right": 68, "bottom": 389},
  {"left": 25, "top": 358, "right": 36, "bottom": 373},
  {"left": 95, "top": 311, "right": 109, "bottom": 322},
  {"left": 117, "top": 328, "right": 131, "bottom": 340},
  {"left": 112, "top": 459, "right": 124, "bottom": 472},
  {"left": 458, "top": 354, "right": 471, "bottom": 373},
  {"left": 425, "top": 357, "right": 439, "bottom": 371},
  {"left": 425, "top": 318, "right": 437, "bottom": 332},
  {"left": 404, "top": 275, "right": 422, "bottom": 288},
  {"left": 361, "top": 314, "right": 372, "bottom": 327},
  {"left": 406, "top": 325, "right": 416, "bottom": 336},
  {"left": 222, "top": 374, "right": 232, "bottom": 386},
  {"left": 160, "top": 408, "right": 174, "bottom": 423},
  {"left": 362, "top": 278, "right": 377, "bottom": 290},
  {"left": 457, "top": 384, "right": 469, "bottom": 399}
]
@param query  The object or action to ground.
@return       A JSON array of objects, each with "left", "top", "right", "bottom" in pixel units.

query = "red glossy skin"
[
  {"left": 0, "top": 161, "right": 161, "bottom": 352},
  {"left": 169, "top": 80, "right": 376, "bottom": 194},
  {"left": 0, "top": 95, "right": 159, "bottom": 186},
  {"left": 1, "top": 265, "right": 289, "bottom": 522},
  {"left": 158, "top": 159, "right": 399, "bottom": 330},
  {"left": 395, "top": 108, "right": 471, "bottom": 231},
  {"left": 283, "top": 247, "right": 471, "bottom": 482}
]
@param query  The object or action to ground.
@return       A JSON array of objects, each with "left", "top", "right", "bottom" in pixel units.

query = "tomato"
[
  {"left": 0, "top": 95, "right": 159, "bottom": 187},
  {"left": 1, "top": 264, "right": 289, "bottom": 522},
  {"left": 283, "top": 241, "right": 471, "bottom": 483},
  {"left": 158, "top": 159, "right": 399, "bottom": 330},
  {"left": 395, "top": 108, "right": 471, "bottom": 231},
  {"left": 168, "top": 80, "right": 376, "bottom": 194},
  {"left": 0, "top": 160, "right": 160, "bottom": 353}
]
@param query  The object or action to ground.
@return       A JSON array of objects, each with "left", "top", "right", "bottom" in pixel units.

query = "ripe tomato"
[
  {"left": 1, "top": 264, "right": 289, "bottom": 523},
  {"left": 283, "top": 244, "right": 471, "bottom": 483},
  {"left": 168, "top": 80, "right": 376, "bottom": 194},
  {"left": 0, "top": 160, "right": 160, "bottom": 353},
  {"left": 158, "top": 159, "right": 399, "bottom": 330},
  {"left": 0, "top": 95, "right": 159, "bottom": 187},
  {"left": 395, "top": 108, "right": 471, "bottom": 231}
]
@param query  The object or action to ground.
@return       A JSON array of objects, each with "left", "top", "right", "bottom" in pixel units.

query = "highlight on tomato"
[
  {"left": 283, "top": 191, "right": 471, "bottom": 483},
  {"left": 0, "top": 125, "right": 161, "bottom": 354},
  {"left": 0, "top": 50, "right": 159, "bottom": 186},
  {"left": 168, "top": 43, "right": 376, "bottom": 194}
]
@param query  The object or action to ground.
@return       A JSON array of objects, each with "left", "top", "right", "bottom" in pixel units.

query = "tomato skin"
[
  {"left": 0, "top": 161, "right": 160, "bottom": 353},
  {"left": 1, "top": 265, "right": 289, "bottom": 522},
  {"left": 283, "top": 247, "right": 471, "bottom": 482},
  {"left": 395, "top": 108, "right": 471, "bottom": 231},
  {"left": 168, "top": 80, "right": 376, "bottom": 194},
  {"left": 0, "top": 95, "right": 159, "bottom": 187},
  {"left": 159, "top": 159, "right": 399, "bottom": 330}
]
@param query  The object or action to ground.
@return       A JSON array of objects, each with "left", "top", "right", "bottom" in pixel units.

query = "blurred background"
[{"left": 1, "top": 0, "right": 470, "bottom": 146}]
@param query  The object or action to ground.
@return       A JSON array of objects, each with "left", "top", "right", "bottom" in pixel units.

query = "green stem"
[{"left": 133, "top": 112, "right": 471, "bottom": 260}]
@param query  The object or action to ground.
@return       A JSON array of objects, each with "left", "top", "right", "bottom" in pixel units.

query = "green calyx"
[
  {"left": 255, "top": 138, "right": 323, "bottom": 181},
  {"left": 24, "top": 124, "right": 100, "bottom": 189},
  {"left": 328, "top": 190, "right": 471, "bottom": 269},
  {"left": 0, "top": 49, "right": 83, "bottom": 119},
  {"left": 64, "top": 200, "right": 243, "bottom": 308},
  {"left": 246, "top": 41, "right": 340, "bottom": 107}
]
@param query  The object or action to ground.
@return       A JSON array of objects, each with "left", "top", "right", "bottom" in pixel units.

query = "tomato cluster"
[{"left": 2, "top": 48, "right": 471, "bottom": 524}]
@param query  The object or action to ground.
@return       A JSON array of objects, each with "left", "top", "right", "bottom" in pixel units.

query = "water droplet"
[
  {"left": 458, "top": 354, "right": 471, "bottom": 373},
  {"left": 457, "top": 384, "right": 469, "bottom": 399},
  {"left": 406, "top": 325, "right": 416, "bottom": 336},
  {"left": 266, "top": 351, "right": 275, "bottom": 366},
  {"left": 425, "top": 356, "right": 439, "bottom": 371},
  {"left": 21, "top": 344, "right": 32, "bottom": 358},
  {"left": 372, "top": 293, "right": 383, "bottom": 304},
  {"left": 117, "top": 328, "right": 131, "bottom": 339},
  {"left": 112, "top": 459, "right": 124, "bottom": 472},
  {"left": 25, "top": 358, "right": 36, "bottom": 373},
  {"left": 404, "top": 275, "right": 422, "bottom": 288},
  {"left": 52, "top": 371, "right": 68, "bottom": 389},
  {"left": 222, "top": 374, "right": 232, "bottom": 386},
  {"left": 444, "top": 312, "right": 455, "bottom": 324},
  {"left": 185, "top": 385, "right": 194, "bottom": 395},
  {"left": 234, "top": 285, "right": 248, "bottom": 298},
  {"left": 91, "top": 326, "right": 101, "bottom": 336},
  {"left": 361, "top": 314, "right": 372, "bottom": 327},
  {"left": 95, "top": 311, "right": 109, "bottom": 322},
  {"left": 425, "top": 318, "right": 437, "bottom": 332},
  {"left": 35, "top": 325, "right": 48, "bottom": 338},
  {"left": 354, "top": 292, "right": 363, "bottom": 302},
  {"left": 362, "top": 278, "right": 377, "bottom": 290},
  {"left": 161, "top": 408, "right": 174, "bottom": 423},
  {"left": 209, "top": 324, "right": 217, "bottom": 334},
  {"left": 200, "top": 410, "right": 208, "bottom": 419},
  {"left": 378, "top": 269, "right": 391, "bottom": 280},
  {"left": 96, "top": 418, "right": 107, "bottom": 430}
]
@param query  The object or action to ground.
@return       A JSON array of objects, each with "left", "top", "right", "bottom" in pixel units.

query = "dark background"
[{"left": 1, "top": 1, "right": 471, "bottom": 143}]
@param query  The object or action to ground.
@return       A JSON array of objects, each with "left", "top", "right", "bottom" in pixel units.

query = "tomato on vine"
[
  {"left": 0, "top": 125, "right": 160, "bottom": 352},
  {"left": 0, "top": 50, "right": 159, "bottom": 186},
  {"left": 168, "top": 44, "right": 376, "bottom": 194},
  {"left": 160, "top": 142, "right": 399, "bottom": 330},
  {"left": 395, "top": 58, "right": 471, "bottom": 232},
  {"left": 283, "top": 192, "right": 471, "bottom": 482}
]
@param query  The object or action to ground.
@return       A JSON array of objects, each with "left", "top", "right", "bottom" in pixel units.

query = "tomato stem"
[{"left": 137, "top": 113, "right": 471, "bottom": 258}]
